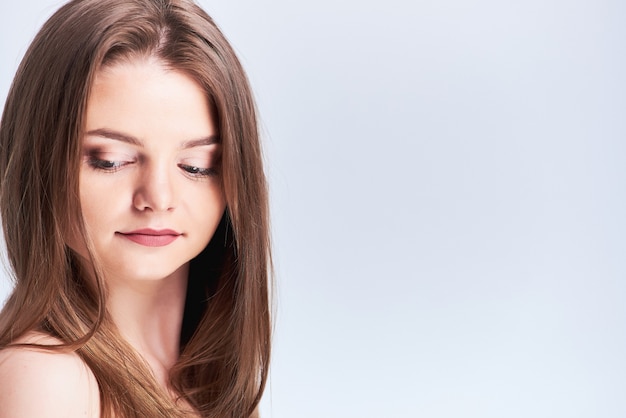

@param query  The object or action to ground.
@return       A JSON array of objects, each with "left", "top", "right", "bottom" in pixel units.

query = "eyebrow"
[
  {"left": 85, "top": 128, "right": 219, "bottom": 149},
  {"left": 86, "top": 128, "right": 142, "bottom": 145},
  {"left": 180, "top": 136, "right": 219, "bottom": 149}
]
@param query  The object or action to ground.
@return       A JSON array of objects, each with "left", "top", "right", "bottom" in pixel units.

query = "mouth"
[{"left": 116, "top": 228, "right": 182, "bottom": 247}]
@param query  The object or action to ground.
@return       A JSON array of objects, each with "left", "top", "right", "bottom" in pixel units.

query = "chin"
[{"left": 106, "top": 261, "right": 189, "bottom": 283}]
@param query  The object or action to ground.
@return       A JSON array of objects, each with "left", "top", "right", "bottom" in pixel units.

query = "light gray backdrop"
[{"left": 1, "top": 1, "right": 625, "bottom": 417}]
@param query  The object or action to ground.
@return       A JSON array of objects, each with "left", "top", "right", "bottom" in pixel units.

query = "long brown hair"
[{"left": 0, "top": 0, "right": 271, "bottom": 416}]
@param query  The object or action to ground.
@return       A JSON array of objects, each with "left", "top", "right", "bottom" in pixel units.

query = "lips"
[{"left": 117, "top": 228, "right": 181, "bottom": 247}]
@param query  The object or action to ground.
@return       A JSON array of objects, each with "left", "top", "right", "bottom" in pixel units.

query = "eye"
[
  {"left": 87, "top": 157, "right": 129, "bottom": 172},
  {"left": 178, "top": 163, "right": 218, "bottom": 178}
]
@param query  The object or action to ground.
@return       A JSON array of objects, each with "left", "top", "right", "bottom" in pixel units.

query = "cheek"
[
  {"left": 191, "top": 187, "right": 226, "bottom": 235},
  {"left": 79, "top": 175, "right": 120, "bottom": 232}
]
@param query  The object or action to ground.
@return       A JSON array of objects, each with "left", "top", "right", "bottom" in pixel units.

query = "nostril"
[{"left": 132, "top": 177, "right": 176, "bottom": 212}]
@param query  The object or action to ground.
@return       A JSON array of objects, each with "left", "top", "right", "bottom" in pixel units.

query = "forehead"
[
  {"left": 91, "top": 56, "right": 204, "bottom": 102},
  {"left": 85, "top": 58, "right": 217, "bottom": 144}
]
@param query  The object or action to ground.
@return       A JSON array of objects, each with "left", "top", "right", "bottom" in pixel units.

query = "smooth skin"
[{"left": 0, "top": 58, "right": 225, "bottom": 417}]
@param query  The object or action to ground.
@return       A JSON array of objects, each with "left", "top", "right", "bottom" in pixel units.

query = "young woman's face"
[{"left": 77, "top": 58, "right": 225, "bottom": 283}]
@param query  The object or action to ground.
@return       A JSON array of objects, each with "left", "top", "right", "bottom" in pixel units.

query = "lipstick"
[{"left": 117, "top": 228, "right": 181, "bottom": 247}]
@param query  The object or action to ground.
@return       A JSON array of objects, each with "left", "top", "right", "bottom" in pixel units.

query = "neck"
[{"left": 106, "top": 263, "right": 189, "bottom": 387}]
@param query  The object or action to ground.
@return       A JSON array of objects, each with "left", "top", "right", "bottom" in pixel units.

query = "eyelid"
[
  {"left": 83, "top": 143, "right": 136, "bottom": 157},
  {"left": 84, "top": 149, "right": 136, "bottom": 172},
  {"left": 179, "top": 150, "right": 219, "bottom": 169},
  {"left": 87, "top": 157, "right": 131, "bottom": 172},
  {"left": 177, "top": 163, "right": 219, "bottom": 178}
]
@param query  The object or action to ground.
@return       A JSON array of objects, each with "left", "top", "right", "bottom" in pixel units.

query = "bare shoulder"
[{"left": 0, "top": 332, "right": 100, "bottom": 417}]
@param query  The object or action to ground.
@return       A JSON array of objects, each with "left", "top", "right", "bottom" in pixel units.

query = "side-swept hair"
[{"left": 0, "top": 0, "right": 271, "bottom": 416}]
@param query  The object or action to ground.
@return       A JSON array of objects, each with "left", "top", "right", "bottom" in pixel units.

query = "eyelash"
[
  {"left": 178, "top": 164, "right": 218, "bottom": 178},
  {"left": 87, "top": 157, "right": 129, "bottom": 172},
  {"left": 87, "top": 157, "right": 218, "bottom": 178}
]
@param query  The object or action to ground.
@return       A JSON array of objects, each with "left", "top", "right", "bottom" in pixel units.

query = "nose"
[{"left": 132, "top": 163, "right": 176, "bottom": 212}]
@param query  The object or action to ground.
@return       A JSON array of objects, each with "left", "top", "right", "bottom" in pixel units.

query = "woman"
[{"left": 0, "top": 0, "right": 271, "bottom": 417}]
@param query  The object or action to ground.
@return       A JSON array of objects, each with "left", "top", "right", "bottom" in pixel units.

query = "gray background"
[{"left": 1, "top": 1, "right": 625, "bottom": 417}]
